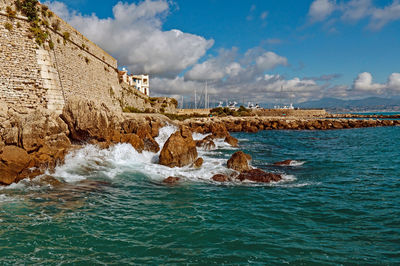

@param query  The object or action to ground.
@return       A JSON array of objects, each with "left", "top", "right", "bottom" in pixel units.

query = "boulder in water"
[
  {"left": 163, "top": 176, "right": 181, "bottom": 184},
  {"left": 237, "top": 169, "right": 282, "bottom": 183},
  {"left": 193, "top": 157, "right": 204, "bottom": 168},
  {"left": 224, "top": 135, "right": 239, "bottom": 147},
  {"left": 274, "top": 160, "right": 294, "bottom": 166},
  {"left": 227, "top": 151, "right": 252, "bottom": 172},
  {"left": 159, "top": 126, "right": 198, "bottom": 168},
  {"left": 212, "top": 174, "right": 230, "bottom": 182}
]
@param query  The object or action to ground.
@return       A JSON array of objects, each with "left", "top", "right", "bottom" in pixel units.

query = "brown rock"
[
  {"left": 196, "top": 138, "right": 216, "bottom": 151},
  {"left": 0, "top": 146, "right": 32, "bottom": 185},
  {"left": 224, "top": 135, "right": 239, "bottom": 147},
  {"left": 227, "top": 151, "right": 251, "bottom": 172},
  {"left": 120, "top": 133, "right": 144, "bottom": 152},
  {"left": 237, "top": 169, "right": 282, "bottom": 183},
  {"left": 193, "top": 157, "right": 204, "bottom": 168},
  {"left": 210, "top": 123, "right": 229, "bottom": 138},
  {"left": 143, "top": 135, "right": 160, "bottom": 153},
  {"left": 159, "top": 126, "right": 198, "bottom": 168},
  {"left": 212, "top": 174, "right": 230, "bottom": 182},
  {"left": 61, "top": 96, "right": 122, "bottom": 142},
  {"left": 163, "top": 176, "right": 181, "bottom": 184},
  {"left": 274, "top": 160, "right": 294, "bottom": 166}
]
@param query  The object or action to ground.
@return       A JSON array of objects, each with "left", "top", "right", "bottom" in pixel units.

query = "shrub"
[
  {"left": 84, "top": 57, "right": 90, "bottom": 64},
  {"left": 19, "top": 0, "right": 39, "bottom": 22},
  {"left": 6, "top": 6, "right": 17, "bottom": 18},
  {"left": 4, "top": 22, "right": 13, "bottom": 31},
  {"left": 51, "top": 20, "right": 60, "bottom": 31},
  {"left": 47, "top": 11, "right": 53, "bottom": 18},
  {"left": 170, "top": 98, "right": 178, "bottom": 107},
  {"left": 16, "top": 22, "right": 21, "bottom": 28},
  {"left": 123, "top": 106, "right": 143, "bottom": 113},
  {"left": 161, "top": 103, "right": 167, "bottom": 108},
  {"left": 160, "top": 108, "right": 165, "bottom": 113},
  {"left": 48, "top": 39, "right": 54, "bottom": 50},
  {"left": 62, "top": 31, "right": 70, "bottom": 44}
]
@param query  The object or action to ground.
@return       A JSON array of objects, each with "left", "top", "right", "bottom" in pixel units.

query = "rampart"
[{"left": 0, "top": 0, "right": 122, "bottom": 113}]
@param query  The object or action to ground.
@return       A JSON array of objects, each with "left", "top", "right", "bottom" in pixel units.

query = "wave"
[{"left": 7, "top": 125, "right": 301, "bottom": 187}]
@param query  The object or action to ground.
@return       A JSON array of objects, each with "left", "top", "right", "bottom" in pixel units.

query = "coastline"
[{"left": 1, "top": 98, "right": 399, "bottom": 186}]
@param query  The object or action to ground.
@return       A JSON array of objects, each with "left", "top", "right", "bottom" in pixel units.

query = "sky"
[{"left": 45, "top": 0, "right": 400, "bottom": 105}]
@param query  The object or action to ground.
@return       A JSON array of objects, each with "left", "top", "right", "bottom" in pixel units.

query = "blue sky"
[{"left": 47, "top": 0, "right": 400, "bottom": 103}]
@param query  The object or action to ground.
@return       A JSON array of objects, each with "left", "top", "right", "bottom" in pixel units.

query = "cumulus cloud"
[
  {"left": 46, "top": 0, "right": 214, "bottom": 77},
  {"left": 308, "top": 0, "right": 337, "bottom": 22},
  {"left": 351, "top": 72, "right": 400, "bottom": 95},
  {"left": 308, "top": 0, "right": 400, "bottom": 30}
]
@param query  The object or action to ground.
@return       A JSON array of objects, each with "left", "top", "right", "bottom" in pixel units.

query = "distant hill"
[{"left": 297, "top": 97, "right": 400, "bottom": 111}]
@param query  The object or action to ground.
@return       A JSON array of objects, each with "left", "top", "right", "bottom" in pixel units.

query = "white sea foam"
[
  {"left": 46, "top": 125, "right": 300, "bottom": 187},
  {"left": 0, "top": 194, "right": 17, "bottom": 203},
  {"left": 288, "top": 160, "right": 305, "bottom": 167}
]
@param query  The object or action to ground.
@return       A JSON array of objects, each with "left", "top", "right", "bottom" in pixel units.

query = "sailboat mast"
[
  {"left": 205, "top": 81, "right": 208, "bottom": 109},
  {"left": 195, "top": 89, "right": 197, "bottom": 109}
]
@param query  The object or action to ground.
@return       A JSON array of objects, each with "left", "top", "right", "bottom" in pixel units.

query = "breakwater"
[{"left": 182, "top": 116, "right": 400, "bottom": 133}]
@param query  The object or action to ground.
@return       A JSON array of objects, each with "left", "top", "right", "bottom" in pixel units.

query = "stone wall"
[{"left": 0, "top": 0, "right": 123, "bottom": 113}]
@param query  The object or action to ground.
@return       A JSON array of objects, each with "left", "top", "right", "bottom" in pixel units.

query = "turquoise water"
[{"left": 1, "top": 126, "right": 400, "bottom": 264}]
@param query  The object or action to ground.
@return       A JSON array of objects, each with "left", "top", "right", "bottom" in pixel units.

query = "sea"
[{"left": 1, "top": 121, "right": 400, "bottom": 264}]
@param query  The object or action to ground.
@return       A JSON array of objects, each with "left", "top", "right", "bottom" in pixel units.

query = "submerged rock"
[
  {"left": 196, "top": 136, "right": 216, "bottom": 151},
  {"left": 274, "top": 160, "right": 294, "bottom": 166},
  {"left": 193, "top": 157, "right": 204, "bottom": 168},
  {"left": 224, "top": 135, "right": 239, "bottom": 147},
  {"left": 237, "top": 169, "right": 282, "bottom": 183},
  {"left": 159, "top": 126, "right": 198, "bottom": 168},
  {"left": 227, "top": 151, "right": 252, "bottom": 172},
  {"left": 163, "top": 176, "right": 181, "bottom": 184},
  {"left": 212, "top": 174, "right": 230, "bottom": 182}
]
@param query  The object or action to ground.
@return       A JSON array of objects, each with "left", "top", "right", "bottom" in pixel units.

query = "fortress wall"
[
  {"left": 0, "top": 13, "right": 48, "bottom": 111},
  {"left": 0, "top": 0, "right": 123, "bottom": 113},
  {"left": 47, "top": 13, "right": 121, "bottom": 109}
]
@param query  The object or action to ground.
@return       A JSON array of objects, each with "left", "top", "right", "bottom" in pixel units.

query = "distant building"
[{"left": 118, "top": 69, "right": 150, "bottom": 96}]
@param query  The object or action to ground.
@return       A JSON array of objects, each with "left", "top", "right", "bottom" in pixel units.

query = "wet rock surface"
[
  {"left": 274, "top": 160, "right": 294, "bottom": 166},
  {"left": 163, "top": 176, "right": 181, "bottom": 184},
  {"left": 237, "top": 169, "right": 282, "bottom": 183},
  {"left": 227, "top": 151, "right": 252, "bottom": 172},
  {"left": 212, "top": 174, "right": 230, "bottom": 182},
  {"left": 159, "top": 126, "right": 198, "bottom": 168}
]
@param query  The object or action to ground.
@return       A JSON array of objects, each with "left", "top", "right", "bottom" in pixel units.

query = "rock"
[
  {"left": 143, "top": 135, "right": 160, "bottom": 153},
  {"left": 3, "top": 127, "right": 19, "bottom": 146},
  {"left": 163, "top": 176, "right": 180, "bottom": 184},
  {"left": 237, "top": 169, "right": 282, "bottom": 183},
  {"left": 196, "top": 136, "right": 216, "bottom": 151},
  {"left": 159, "top": 126, "right": 198, "bottom": 168},
  {"left": 227, "top": 151, "right": 252, "bottom": 172},
  {"left": 212, "top": 174, "right": 230, "bottom": 182},
  {"left": 210, "top": 123, "right": 229, "bottom": 138},
  {"left": 0, "top": 146, "right": 32, "bottom": 185},
  {"left": 193, "top": 157, "right": 204, "bottom": 168},
  {"left": 224, "top": 135, "right": 238, "bottom": 147},
  {"left": 274, "top": 160, "right": 294, "bottom": 166},
  {"left": 120, "top": 133, "right": 144, "bottom": 152},
  {"left": 61, "top": 96, "right": 122, "bottom": 142}
]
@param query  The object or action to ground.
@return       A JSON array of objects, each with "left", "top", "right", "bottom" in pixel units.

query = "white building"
[
  {"left": 131, "top": 74, "right": 150, "bottom": 96},
  {"left": 118, "top": 69, "right": 150, "bottom": 96}
]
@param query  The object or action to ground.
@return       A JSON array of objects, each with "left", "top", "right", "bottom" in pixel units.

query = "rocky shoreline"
[{"left": 1, "top": 100, "right": 399, "bottom": 186}]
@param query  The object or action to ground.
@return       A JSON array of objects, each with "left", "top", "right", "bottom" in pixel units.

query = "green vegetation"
[
  {"left": 48, "top": 39, "right": 54, "bottom": 50},
  {"left": 160, "top": 108, "right": 165, "bottom": 113},
  {"left": 4, "top": 22, "right": 13, "bottom": 31},
  {"left": 123, "top": 106, "right": 145, "bottom": 113},
  {"left": 163, "top": 113, "right": 207, "bottom": 121},
  {"left": 51, "top": 20, "right": 60, "bottom": 31},
  {"left": 85, "top": 57, "right": 90, "bottom": 64},
  {"left": 29, "top": 25, "right": 48, "bottom": 45},
  {"left": 6, "top": 6, "right": 17, "bottom": 18},
  {"left": 15, "top": 0, "right": 39, "bottom": 22},
  {"left": 170, "top": 98, "right": 178, "bottom": 107},
  {"left": 62, "top": 31, "right": 70, "bottom": 44},
  {"left": 16, "top": 22, "right": 21, "bottom": 28},
  {"left": 210, "top": 106, "right": 253, "bottom": 117}
]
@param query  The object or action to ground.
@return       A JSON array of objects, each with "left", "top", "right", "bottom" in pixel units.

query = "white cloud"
[
  {"left": 46, "top": 0, "right": 214, "bottom": 77},
  {"left": 388, "top": 73, "right": 400, "bottom": 91},
  {"left": 308, "top": 0, "right": 400, "bottom": 30},
  {"left": 260, "top": 11, "right": 268, "bottom": 20},
  {"left": 340, "top": 0, "right": 372, "bottom": 22},
  {"left": 308, "top": 0, "right": 336, "bottom": 22},
  {"left": 353, "top": 72, "right": 385, "bottom": 93},
  {"left": 368, "top": 0, "right": 400, "bottom": 30},
  {"left": 255, "top": 52, "right": 288, "bottom": 71}
]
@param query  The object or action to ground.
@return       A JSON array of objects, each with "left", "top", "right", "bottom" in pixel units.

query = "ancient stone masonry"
[{"left": 0, "top": 0, "right": 122, "bottom": 113}]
